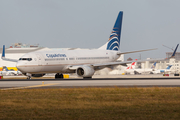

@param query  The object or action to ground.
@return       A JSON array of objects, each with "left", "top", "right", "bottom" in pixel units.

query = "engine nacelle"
[{"left": 76, "top": 66, "right": 95, "bottom": 78}]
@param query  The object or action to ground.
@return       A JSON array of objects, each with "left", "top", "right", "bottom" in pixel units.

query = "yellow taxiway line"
[{"left": 0, "top": 83, "right": 60, "bottom": 90}]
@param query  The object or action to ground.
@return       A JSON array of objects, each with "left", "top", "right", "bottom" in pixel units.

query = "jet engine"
[{"left": 76, "top": 66, "right": 95, "bottom": 78}]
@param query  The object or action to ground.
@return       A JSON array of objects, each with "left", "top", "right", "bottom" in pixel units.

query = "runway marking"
[{"left": 0, "top": 83, "right": 60, "bottom": 90}]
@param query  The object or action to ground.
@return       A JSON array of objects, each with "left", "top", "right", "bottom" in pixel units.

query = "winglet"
[
  {"left": 171, "top": 44, "right": 179, "bottom": 58},
  {"left": 1, "top": 45, "right": 18, "bottom": 62},
  {"left": 2, "top": 45, "right": 5, "bottom": 58}
]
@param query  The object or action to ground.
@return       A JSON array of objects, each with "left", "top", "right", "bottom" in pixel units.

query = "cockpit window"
[{"left": 19, "top": 58, "right": 32, "bottom": 61}]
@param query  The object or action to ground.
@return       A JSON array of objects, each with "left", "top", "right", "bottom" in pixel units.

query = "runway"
[{"left": 1, "top": 77, "right": 180, "bottom": 89}]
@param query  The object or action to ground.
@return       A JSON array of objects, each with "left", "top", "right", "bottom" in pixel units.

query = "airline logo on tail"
[
  {"left": 106, "top": 11, "right": 123, "bottom": 51},
  {"left": 126, "top": 62, "right": 136, "bottom": 69},
  {"left": 151, "top": 62, "right": 156, "bottom": 69},
  {"left": 166, "top": 65, "right": 172, "bottom": 69}
]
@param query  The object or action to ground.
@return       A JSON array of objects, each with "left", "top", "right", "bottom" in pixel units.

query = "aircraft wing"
[
  {"left": 2, "top": 57, "right": 18, "bottom": 62},
  {"left": 68, "top": 58, "right": 166, "bottom": 70},
  {"left": 94, "top": 44, "right": 179, "bottom": 68},
  {"left": 92, "top": 58, "right": 167, "bottom": 69}
]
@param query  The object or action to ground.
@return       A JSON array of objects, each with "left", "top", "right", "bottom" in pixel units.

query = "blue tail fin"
[
  {"left": 151, "top": 62, "right": 156, "bottom": 69},
  {"left": 106, "top": 11, "right": 123, "bottom": 51},
  {"left": 4, "top": 66, "right": 9, "bottom": 71},
  {"left": 2, "top": 45, "right": 5, "bottom": 58},
  {"left": 166, "top": 65, "right": 172, "bottom": 69}
]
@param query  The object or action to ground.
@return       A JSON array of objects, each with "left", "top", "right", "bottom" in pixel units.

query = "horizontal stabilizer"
[{"left": 117, "top": 48, "right": 157, "bottom": 55}]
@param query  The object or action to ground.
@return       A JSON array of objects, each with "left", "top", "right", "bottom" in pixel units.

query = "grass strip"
[{"left": 1, "top": 87, "right": 180, "bottom": 120}]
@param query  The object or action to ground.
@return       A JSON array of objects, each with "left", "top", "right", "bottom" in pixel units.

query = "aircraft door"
[
  {"left": 36, "top": 54, "right": 42, "bottom": 66},
  {"left": 74, "top": 56, "right": 77, "bottom": 64}
]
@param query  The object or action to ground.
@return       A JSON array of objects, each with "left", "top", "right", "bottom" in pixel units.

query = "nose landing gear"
[
  {"left": 27, "top": 76, "right": 32, "bottom": 79},
  {"left": 25, "top": 73, "right": 32, "bottom": 79},
  {"left": 55, "top": 73, "right": 64, "bottom": 79}
]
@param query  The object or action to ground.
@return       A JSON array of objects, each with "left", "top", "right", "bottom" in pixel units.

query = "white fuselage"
[
  {"left": 152, "top": 69, "right": 171, "bottom": 74},
  {"left": 16, "top": 49, "right": 119, "bottom": 74},
  {"left": 125, "top": 68, "right": 154, "bottom": 74}
]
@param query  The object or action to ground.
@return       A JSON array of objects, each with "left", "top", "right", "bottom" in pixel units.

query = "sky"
[{"left": 1, "top": 0, "right": 180, "bottom": 60}]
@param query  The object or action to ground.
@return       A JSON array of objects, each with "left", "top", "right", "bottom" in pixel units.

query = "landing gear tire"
[{"left": 55, "top": 73, "right": 64, "bottom": 79}]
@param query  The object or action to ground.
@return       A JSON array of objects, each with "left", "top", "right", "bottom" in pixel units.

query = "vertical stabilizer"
[
  {"left": 106, "top": 11, "right": 123, "bottom": 51},
  {"left": 166, "top": 65, "right": 172, "bottom": 70},
  {"left": 126, "top": 62, "right": 136, "bottom": 69},
  {"left": 151, "top": 62, "right": 156, "bottom": 69},
  {"left": 98, "top": 11, "right": 123, "bottom": 50},
  {"left": 4, "top": 66, "right": 9, "bottom": 71}
]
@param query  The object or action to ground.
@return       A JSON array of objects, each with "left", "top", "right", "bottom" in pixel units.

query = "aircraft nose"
[{"left": 16, "top": 62, "right": 26, "bottom": 73}]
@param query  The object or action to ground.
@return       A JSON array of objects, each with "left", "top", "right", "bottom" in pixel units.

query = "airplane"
[
  {"left": 0, "top": 66, "right": 22, "bottom": 76},
  {"left": 125, "top": 62, "right": 157, "bottom": 74},
  {"left": 152, "top": 65, "right": 172, "bottom": 74},
  {"left": 134, "top": 62, "right": 157, "bottom": 74},
  {"left": 108, "top": 61, "right": 136, "bottom": 75},
  {"left": 1, "top": 11, "right": 179, "bottom": 79}
]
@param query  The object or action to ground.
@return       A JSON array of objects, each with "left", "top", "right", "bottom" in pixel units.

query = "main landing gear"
[{"left": 55, "top": 73, "right": 64, "bottom": 79}]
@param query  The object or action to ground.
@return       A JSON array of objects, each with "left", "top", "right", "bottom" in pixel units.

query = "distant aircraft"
[
  {"left": 0, "top": 66, "right": 22, "bottom": 76},
  {"left": 122, "top": 62, "right": 136, "bottom": 75},
  {"left": 1, "top": 11, "right": 179, "bottom": 79},
  {"left": 125, "top": 62, "right": 157, "bottom": 74},
  {"left": 152, "top": 65, "right": 172, "bottom": 74}
]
